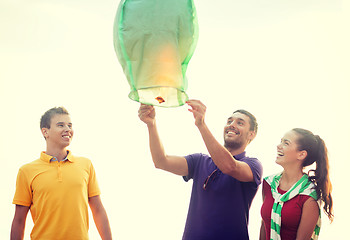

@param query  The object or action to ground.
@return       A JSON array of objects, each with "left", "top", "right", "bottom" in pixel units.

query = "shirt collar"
[
  {"left": 40, "top": 150, "right": 74, "bottom": 163},
  {"left": 234, "top": 151, "right": 246, "bottom": 160}
]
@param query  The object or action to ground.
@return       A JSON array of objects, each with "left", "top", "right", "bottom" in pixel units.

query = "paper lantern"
[{"left": 113, "top": 0, "right": 198, "bottom": 107}]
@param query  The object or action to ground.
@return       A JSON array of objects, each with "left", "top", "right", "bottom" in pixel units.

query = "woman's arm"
[
  {"left": 259, "top": 220, "right": 266, "bottom": 240},
  {"left": 296, "top": 198, "right": 320, "bottom": 240},
  {"left": 259, "top": 182, "right": 267, "bottom": 240}
]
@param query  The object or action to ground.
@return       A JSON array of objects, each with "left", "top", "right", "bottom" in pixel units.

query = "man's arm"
[
  {"left": 138, "top": 104, "right": 188, "bottom": 176},
  {"left": 89, "top": 195, "right": 112, "bottom": 240},
  {"left": 186, "top": 100, "right": 254, "bottom": 182},
  {"left": 10, "top": 205, "right": 30, "bottom": 240}
]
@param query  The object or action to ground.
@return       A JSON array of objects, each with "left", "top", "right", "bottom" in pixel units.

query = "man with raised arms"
[{"left": 138, "top": 99, "right": 262, "bottom": 240}]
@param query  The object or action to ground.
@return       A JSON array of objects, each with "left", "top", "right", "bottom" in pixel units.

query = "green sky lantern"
[{"left": 113, "top": 0, "right": 199, "bottom": 107}]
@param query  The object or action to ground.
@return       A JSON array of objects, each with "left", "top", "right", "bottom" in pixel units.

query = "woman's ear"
[{"left": 298, "top": 150, "right": 308, "bottom": 161}]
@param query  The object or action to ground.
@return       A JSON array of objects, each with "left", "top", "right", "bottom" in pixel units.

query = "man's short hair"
[
  {"left": 40, "top": 107, "right": 69, "bottom": 129},
  {"left": 233, "top": 109, "right": 258, "bottom": 134}
]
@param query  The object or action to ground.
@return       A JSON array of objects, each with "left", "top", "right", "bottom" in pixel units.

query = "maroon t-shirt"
[{"left": 261, "top": 179, "right": 311, "bottom": 240}]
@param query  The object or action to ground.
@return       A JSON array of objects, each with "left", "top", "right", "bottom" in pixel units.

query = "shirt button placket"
[{"left": 58, "top": 162, "right": 63, "bottom": 182}]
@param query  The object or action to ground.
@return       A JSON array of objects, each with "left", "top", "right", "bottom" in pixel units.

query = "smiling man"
[
  {"left": 138, "top": 99, "right": 263, "bottom": 240},
  {"left": 11, "top": 107, "right": 112, "bottom": 240}
]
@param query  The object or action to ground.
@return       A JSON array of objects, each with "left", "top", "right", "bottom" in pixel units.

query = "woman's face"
[{"left": 276, "top": 130, "right": 305, "bottom": 167}]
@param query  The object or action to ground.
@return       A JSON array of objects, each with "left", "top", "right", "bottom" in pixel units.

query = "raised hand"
[
  {"left": 186, "top": 99, "right": 207, "bottom": 127},
  {"left": 138, "top": 104, "right": 156, "bottom": 126}
]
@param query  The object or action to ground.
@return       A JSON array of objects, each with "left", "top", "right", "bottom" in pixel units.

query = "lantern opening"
[{"left": 128, "top": 86, "right": 188, "bottom": 107}]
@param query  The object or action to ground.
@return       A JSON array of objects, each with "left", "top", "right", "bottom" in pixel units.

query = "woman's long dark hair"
[{"left": 293, "top": 128, "right": 334, "bottom": 222}]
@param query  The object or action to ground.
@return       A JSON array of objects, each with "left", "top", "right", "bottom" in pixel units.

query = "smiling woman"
[{"left": 260, "top": 128, "right": 333, "bottom": 240}]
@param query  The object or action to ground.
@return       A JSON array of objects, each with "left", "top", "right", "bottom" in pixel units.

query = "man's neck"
[
  {"left": 45, "top": 146, "right": 68, "bottom": 161},
  {"left": 225, "top": 145, "right": 246, "bottom": 157}
]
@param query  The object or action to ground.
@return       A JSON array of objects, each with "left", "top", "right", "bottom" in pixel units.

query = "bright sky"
[{"left": 1, "top": 0, "right": 349, "bottom": 239}]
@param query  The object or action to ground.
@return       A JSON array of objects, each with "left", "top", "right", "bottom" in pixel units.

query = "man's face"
[
  {"left": 42, "top": 114, "right": 73, "bottom": 149},
  {"left": 223, "top": 112, "right": 255, "bottom": 150}
]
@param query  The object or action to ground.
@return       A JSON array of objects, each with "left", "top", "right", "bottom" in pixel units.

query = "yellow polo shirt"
[{"left": 13, "top": 151, "right": 101, "bottom": 240}]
